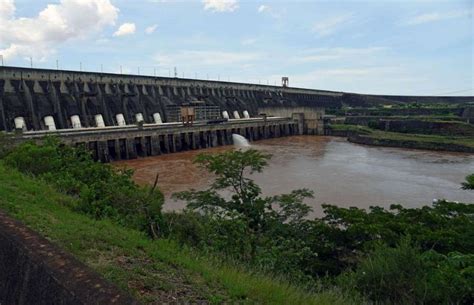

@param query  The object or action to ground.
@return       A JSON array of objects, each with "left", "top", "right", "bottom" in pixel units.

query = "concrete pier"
[{"left": 20, "top": 117, "right": 298, "bottom": 162}]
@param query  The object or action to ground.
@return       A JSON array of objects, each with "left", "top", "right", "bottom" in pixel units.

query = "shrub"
[
  {"left": 0, "top": 132, "right": 15, "bottom": 159},
  {"left": 340, "top": 237, "right": 474, "bottom": 305},
  {"left": 367, "top": 120, "right": 379, "bottom": 129},
  {"left": 2, "top": 137, "right": 164, "bottom": 236},
  {"left": 462, "top": 174, "right": 474, "bottom": 190}
]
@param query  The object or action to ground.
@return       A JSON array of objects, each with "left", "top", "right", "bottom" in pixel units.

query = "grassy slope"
[
  {"left": 329, "top": 124, "right": 372, "bottom": 134},
  {"left": 329, "top": 124, "right": 474, "bottom": 148},
  {"left": 367, "top": 130, "right": 474, "bottom": 148},
  {"left": 0, "top": 163, "right": 354, "bottom": 305}
]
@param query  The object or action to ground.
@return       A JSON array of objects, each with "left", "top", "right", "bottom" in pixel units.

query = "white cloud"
[
  {"left": 312, "top": 13, "right": 353, "bottom": 37},
  {"left": 154, "top": 50, "right": 261, "bottom": 66},
  {"left": 288, "top": 66, "right": 424, "bottom": 94},
  {"left": 203, "top": 0, "right": 239, "bottom": 13},
  {"left": 257, "top": 4, "right": 281, "bottom": 19},
  {"left": 145, "top": 24, "right": 158, "bottom": 34},
  {"left": 241, "top": 38, "right": 257, "bottom": 46},
  {"left": 258, "top": 5, "right": 269, "bottom": 13},
  {"left": 402, "top": 10, "right": 471, "bottom": 26},
  {"left": 0, "top": 0, "right": 118, "bottom": 61},
  {"left": 0, "top": 0, "right": 15, "bottom": 20},
  {"left": 113, "top": 22, "right": 136, "bottom": 37},
  {"left": 292, "top": 47, "right": 388, "bottom": 63}
]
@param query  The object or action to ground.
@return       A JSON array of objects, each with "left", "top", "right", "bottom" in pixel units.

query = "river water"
[{"left": 114, "top": 136, "right": 474, "bottom": 216}]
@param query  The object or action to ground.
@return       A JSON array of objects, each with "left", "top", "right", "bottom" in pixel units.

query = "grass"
[
  {"left": 0, "top": 162, "right": 356, "bottom": 305},
  {"left": 329, "top": 124, "right": 372, "bottom": 134},
  {"left": 367, "top": 130, "right": 474, "bottom": 148},
  {"left": 330, "top": 124, "right": 474, "bottom": 149}
]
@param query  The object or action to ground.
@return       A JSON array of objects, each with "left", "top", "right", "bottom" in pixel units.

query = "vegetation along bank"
[{"left": 0, "top": 135, "right": 473, "bottom": 304}]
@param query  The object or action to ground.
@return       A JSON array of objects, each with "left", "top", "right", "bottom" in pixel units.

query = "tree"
[
  {"left": 174, "top": 149, "right": 313, "bottom": 258},
  {"left": 462, "top": 174, "right": 474, "bottom": 190}
]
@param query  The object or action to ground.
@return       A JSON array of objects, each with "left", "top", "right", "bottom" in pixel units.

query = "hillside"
[{"left": 0, "top": 162, "right": 351, "bottom": 305}]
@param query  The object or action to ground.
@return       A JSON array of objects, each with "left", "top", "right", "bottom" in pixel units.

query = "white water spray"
[{"left": 232, "top": 134, "right": 250, "bottom": 147}]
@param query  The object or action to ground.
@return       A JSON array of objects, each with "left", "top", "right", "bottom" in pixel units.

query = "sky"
[{"left": 0, "top": 0, "right": 472, "bottom": 96}]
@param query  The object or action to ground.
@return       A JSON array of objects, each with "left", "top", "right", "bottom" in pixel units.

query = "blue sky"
[{"left": 0, "top": 0, "right": 472, "bottom": 95}]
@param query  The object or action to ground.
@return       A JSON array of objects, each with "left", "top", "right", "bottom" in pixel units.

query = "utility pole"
[
  {"left": 56, "top": 59, "right": 59, "bottom": 70},
  {"left": 0, "top": 55, "right": 3, "bottom": 66},
  {"left": 174, "top": 67, "right": 177, "bottom": 78},
  {"left": 120, "top": 65, "right": 122, "bottom": 74},
  {"left": 30, "top": 57, "right": 33, "bottom": 68}
]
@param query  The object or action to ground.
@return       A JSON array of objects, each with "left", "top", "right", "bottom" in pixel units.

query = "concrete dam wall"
[
  {"left": 1, "top": 66, "right": 472, "bottom": 132},
  {"left": 0, "top": 67, "right": 340, "bottom": 132}
]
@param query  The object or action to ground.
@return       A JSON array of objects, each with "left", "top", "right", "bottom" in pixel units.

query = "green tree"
[
  {"left": 462, "top": 174, "right": 474, "bottom": 190},
  {"left": 174, "top": 149, "right": 313, "bottom": 259}
]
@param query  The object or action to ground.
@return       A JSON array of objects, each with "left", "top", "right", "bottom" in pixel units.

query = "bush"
[
  {"left": 2, "top": 137, "right": 164, "bottom": 236},
  {"left": 367, "top": 120, "right": 379, "bottom": 129},
  {"left": 0, "top": 132, "right": 15, "bottom": 159},
  {"left": 462, "top": 174, "right": 474, "bottom": 190},
  {"left": 339, "top": 237, "right": 474, "bottom": 304}
]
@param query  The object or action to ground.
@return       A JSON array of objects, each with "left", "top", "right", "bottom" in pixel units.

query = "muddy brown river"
[{"left": 114, "top": 136, "right": 474, "bottom": 216}]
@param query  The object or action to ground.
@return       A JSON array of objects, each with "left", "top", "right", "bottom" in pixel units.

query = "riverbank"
[
  {"left": 349, "top": 132, "right": 474, "bottom": 153},
  {"left": 328, "top": 124, "right": 474, "bottom": 153}
]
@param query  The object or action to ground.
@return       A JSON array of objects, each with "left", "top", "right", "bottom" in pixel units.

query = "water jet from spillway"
[{"left": 232, "top": 134, "right": 250, "bottom": 147}]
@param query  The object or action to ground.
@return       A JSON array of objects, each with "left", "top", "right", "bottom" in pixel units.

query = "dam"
[
  {"left": 1, "top": 66, "right": 472, "bottom": 161},
  {"left": 0, "top": 66, "right": 334, "bottom": 160}
]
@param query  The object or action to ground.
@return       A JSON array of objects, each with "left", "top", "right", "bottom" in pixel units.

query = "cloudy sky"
[{"left": 0, "top": 0, "right": 472, "bottom": 95}]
